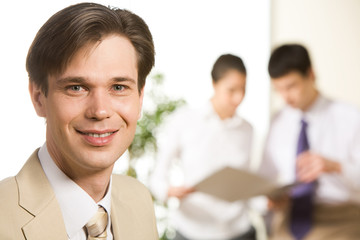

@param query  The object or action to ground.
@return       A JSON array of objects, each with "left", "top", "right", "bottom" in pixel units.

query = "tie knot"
[
  {"left": 297, "top": 118, "right": 310, "bottom": 156},
  {"left": 301, "top": 118, "right": 308, "bottom": 127},
  {"left": 85, "top": 206, "right": 108, "bottom": 240}
]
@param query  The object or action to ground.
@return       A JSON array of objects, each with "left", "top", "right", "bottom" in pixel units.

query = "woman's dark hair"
[{"left": 211, "top": 54, "right": 246, "bottom": 84}]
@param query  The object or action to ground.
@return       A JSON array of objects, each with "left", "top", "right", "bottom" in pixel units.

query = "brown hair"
[
  {"left": 26, "top": 2, "right": 155, "bottom": 95},
  {"left": 211, "top": 54, "right": 246, "bottom": 84},
  {"left": 268, "top": 44, "right": 311, "bottom": 79}
]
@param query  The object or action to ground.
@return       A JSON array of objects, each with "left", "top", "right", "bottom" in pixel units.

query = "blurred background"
[
  {"left": 1, "top": 0, "right": 359, "bottom": 179},
  {"left": 0, "top": 0, "right": 359, "bottom": 239},
  {"left": 0, "top": 0, "right": 273, "bottom": 178}
]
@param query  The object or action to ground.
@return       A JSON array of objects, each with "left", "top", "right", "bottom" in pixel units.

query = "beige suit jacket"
[{"left": 0, "top": 149, "right": 158, "bottom": 240}]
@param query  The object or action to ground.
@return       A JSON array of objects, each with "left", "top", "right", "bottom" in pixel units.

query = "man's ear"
[
  {"left": 29, "top": 80, "right": 47, "bottom": 117},
  {"left": 138, "top": 86, "right": 145, "bottom": 120}
]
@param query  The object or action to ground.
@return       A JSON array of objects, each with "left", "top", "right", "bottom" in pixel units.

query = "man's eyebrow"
[
  {"left": 56, "top": 77, "right": 86, "bottom": 84},
  {"left": 56, "top": 76, "right": 137, "bottom": 85},
  {"left": 112, "top": 77, "right": 137, "bottom": 85}
]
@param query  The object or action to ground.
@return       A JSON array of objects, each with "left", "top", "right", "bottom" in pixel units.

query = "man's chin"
[
  {"left": 288, "top": 102, "right": 298, "bottom": 109},
  {"left": 76, "top": 149, "right": 118, "bottom": 163}
]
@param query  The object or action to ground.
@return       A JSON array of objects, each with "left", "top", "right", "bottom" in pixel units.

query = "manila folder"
[{"left": 194, "top": 166, "right": 290, "bottom": 202}]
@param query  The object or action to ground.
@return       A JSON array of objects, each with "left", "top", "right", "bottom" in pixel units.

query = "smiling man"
[{"left": 0, "top": 3, "right": 157, "bottom": 240}]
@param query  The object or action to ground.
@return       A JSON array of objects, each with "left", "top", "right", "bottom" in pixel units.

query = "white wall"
[{"left": 270, "top": 0, "right": 360, "bottom": 113}]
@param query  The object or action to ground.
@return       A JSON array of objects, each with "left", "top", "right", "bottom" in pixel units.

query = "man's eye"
[
  {"left": 113, "top": 85, "right": 125, "bottom": 91},
  {"left": 69, "top": 85, "right": 83, "bottom": 91}
]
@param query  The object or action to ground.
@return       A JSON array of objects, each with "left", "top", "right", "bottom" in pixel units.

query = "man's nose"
[
  {"left": 85, "top": 90, "right": 113, "bottom": 120},
  {"left": 279, "top": 90, "right": 290, "bottom": 103}
]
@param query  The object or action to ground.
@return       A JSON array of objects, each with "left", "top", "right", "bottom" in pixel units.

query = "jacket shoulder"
[
  {"left": 111, "top": 174, "right": 153, "bottom": 202},
  {"left": 111, "top": 174, "right": 158, "bottom": 239},
  {"left": 0, "top": 176, "right": 17, "bottom": 203},
  {"left": 0, "top": 177, "right": 31, "bottom": 239}
]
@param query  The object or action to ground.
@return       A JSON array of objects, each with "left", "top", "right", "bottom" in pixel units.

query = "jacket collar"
[
  {"left": 111, "top": 175, "right": 133, "bottom": 239},
  {"left": 16, "top": 149, "right": 68, "bottom": 240}
]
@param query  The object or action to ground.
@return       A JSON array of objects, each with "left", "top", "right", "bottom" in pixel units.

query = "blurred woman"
[{"left": 150, "top": 54, "right": 256, "bottom": 240}]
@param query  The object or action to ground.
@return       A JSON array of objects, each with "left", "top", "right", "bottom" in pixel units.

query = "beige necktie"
[{"left": 85, "top": 206, "right": 108, "bottom": 240}]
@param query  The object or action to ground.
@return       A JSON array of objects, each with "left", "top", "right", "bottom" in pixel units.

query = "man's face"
[
  {"left": 213, "top": 69, "right": 246, "bottom": 117},
  {"left": 272, "top": 70, "right": 316, "bottom": 111},
  {"left": 30, "top": 35, "right": 143, "bottom": 177}
]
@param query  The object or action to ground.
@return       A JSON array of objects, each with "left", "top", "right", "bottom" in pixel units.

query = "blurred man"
[
  {"left": 0, "top": 3, "right": 158, "bottom": 239},
  {"left": 260, "top": 43, "right": 360, "bottom": 240}
]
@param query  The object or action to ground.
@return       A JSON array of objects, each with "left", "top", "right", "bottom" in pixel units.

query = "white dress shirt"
[
  {"left": 38, "top": 144, "right": 113, "bottom": 240},
  {"left": 150, "top": 101, "right": 254, "bottom": 239},
  {"left": 260, "top": 95, "right": 360, "bottom": 204}
]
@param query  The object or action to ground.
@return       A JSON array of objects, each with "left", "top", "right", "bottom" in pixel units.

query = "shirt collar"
[
  {"left": 38, "top": 143, "right": 112, "bottom": 238},
  {"left": 200, "top": 100, "right": 244, "bottom": 128},
  {"left": 297, "top": 94, "right": 329, "bottom": 123}
]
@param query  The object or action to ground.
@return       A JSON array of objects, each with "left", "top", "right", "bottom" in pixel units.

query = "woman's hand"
[{"left": 167, "top": 186, "right": 195, "bottom": 199}]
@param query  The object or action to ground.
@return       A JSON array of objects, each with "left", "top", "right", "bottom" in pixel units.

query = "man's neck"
[
  {"left": 301, "top": 89, "right": 319, "bottom": 112},
  {"left": 51, "top": 154, "right": 114, "bottom": 202},
  {"left": 72, "top": 172, "right": 112, "bottom": 202},
  {"left": 45, "top": 141, "right": 114, "bottom": 202}
]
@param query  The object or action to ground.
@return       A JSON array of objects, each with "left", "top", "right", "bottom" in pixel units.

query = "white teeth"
[{"left": 86, "top": 132, "right": 112, "bottom": 138}]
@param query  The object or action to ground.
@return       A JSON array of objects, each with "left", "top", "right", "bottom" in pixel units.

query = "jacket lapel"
[
  {"left": 16, "top": 149, "right": 67, "bottom": 240},
  {"left": 111, "top": 176, "right": 141, "bottom": 239},
  {"left": 111, "top": 198, "right": 121, "bottom": 239},
  {"left": 110, "top": 175, "right": 159, "bottom": 240},
  {"left": 111, "top": 196, "right": 134, "bottom": 239}
]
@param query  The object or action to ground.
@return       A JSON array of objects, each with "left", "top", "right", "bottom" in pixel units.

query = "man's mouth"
[
  {"left": 76, "top": 129, "right": 118, "bottom": 146},
  {"left": 83, "top": 132, "right": 115, "bottom": 138}
]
